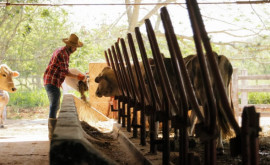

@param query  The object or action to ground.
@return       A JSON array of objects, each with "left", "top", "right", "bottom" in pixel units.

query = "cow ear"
[{"left": 13, "top": 71, "right": 20, "bottom": 77}]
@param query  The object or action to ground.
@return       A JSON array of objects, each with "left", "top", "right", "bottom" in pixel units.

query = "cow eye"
[{"left": 2, "top": 74, "right": 6, "bottom": 77}]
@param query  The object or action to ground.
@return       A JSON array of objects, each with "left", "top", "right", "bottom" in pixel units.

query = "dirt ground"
[{"left": 1, "top": 107, "right": 270, "bottom": 165}]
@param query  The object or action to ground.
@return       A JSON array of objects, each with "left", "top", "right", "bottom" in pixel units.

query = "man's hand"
[{"left": 77, "top": 73, "right": 86, "bottom": 81}]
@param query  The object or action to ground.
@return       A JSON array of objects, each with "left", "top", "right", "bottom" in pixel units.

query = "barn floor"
[
  {"left": 0, "top": 119, "right": 49, "bottom": 165},
  {"left": 0, "top": 111, "right": 270, "bottom": 165}
]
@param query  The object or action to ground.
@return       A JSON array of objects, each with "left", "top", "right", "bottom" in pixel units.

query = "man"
[{"left": 43, "top": 33, "right": 86, "bottom": 140}]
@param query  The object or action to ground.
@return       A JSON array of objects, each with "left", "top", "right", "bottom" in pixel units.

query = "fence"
[
  {"left": 100, "top": 3, "right": 260, "bottom": 164},
  {"left": 232, "top": 68, "right": 270, "bottom": 117}
]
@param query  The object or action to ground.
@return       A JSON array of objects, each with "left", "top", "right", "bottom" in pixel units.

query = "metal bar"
[
  {"left": 160, "top": 7, "right": 204, "bottom": 123},
  {"left": 104, "top": 51, "right": 110, "bottom": 66},
  {"left": 241, "top": 107, "right": 251, "bottom": 165},
  {"left": 113, "top": 44, "right": 132, "bottom": 128},
  {"left": 160, "top": 7, "right": 191, "bottom": 165},
  {"left": 115, "top": 42, "right": 135, "bottom": 101},
  {"left": 115, "top": 42, "right": 135, "bottom": 131},
  {"left": 107, "top": 49, "right": 123, "bottom": 124},
  {"left": 127, "top": 33, "right": 150, "bottom": 146},
  {"left": 120, "top": 38, "right": 141, "bottom": 132},
  {"left": 1, "top": 1, "right": 269, "bottom": 7},
  {"left": 134, "top": 27, "right": 161, "bottom": 153},
  {"left": 111, "top": 46, "right": 129, "bottom": 127},
  {"left": 188, "top": 0, "right": 241, "bottom": 135},
  {"left": 249, "top": 107, "right": 260, "bottom": 165},
  {"left": 134, "top": 28, "right": 162, "bottom": 111},
  {"left": 186, "top": 1, "right": 218, "bottom": 164},
  {"left": 145, "top": 19, "right": 175, "bottom": 165},
  {"left": 145, "top": 19, "right": 179, "bottom": 116},
  {"left": 120, "top": 38, "right": 141, "bottom": 104}
]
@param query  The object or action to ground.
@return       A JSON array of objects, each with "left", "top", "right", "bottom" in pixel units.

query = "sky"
[{"left": 56, "top": 0, "right": 269, "bottom": 43}]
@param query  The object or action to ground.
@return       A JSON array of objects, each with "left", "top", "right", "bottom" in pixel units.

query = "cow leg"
[
  {"left": 188, "top": 106, "right": 203, "bottom": 136},
  {"left": 188, "top": 110, "right": 197, "bottom": 136},
  {"left": 216, "top": 131, "right": 224, "bottom": 155},
  {"left": 0, "top": 108, "right": 4, "bottom": 128}
]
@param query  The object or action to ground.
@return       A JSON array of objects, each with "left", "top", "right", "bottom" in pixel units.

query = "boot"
[{"left": 48, "top": 118, "right": 57, "bottom": 140}]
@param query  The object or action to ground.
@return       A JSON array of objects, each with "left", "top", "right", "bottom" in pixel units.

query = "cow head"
[
  {"left": 0, "top": 64, "right": 20, "bottom": 93},
  {"left": 95, "top": 67, "right": 120, "bottom": 97}
]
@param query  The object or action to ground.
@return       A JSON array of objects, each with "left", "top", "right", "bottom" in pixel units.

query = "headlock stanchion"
[
  {"left": 101, "top": 1, "right": 261, "bottom": 164},
  {"left": 104, "top": 51, "right": 119, "bottom": 119},
  {"left": 115, "top": 42, "right": 135, "bottom": 131},
  {"left": 119, "top": 39, "right": 139, "bottom": 133},
  {"left": 160, "top": 7, "right": 202, "bottom": 165},
  {"left": 241, "top": 106, "right": 260, "bottom": 165},
  {"left": 146, "top": 18, "right": 182, "bottom": 165},
  {"left": 187, "top": 0, "right": 241, "bottom": 136},
  {"left": 107, "top": 48, "right": 124, "bottom": 124},
  {"left": 135, "top": 27, "right": 162, "bottom": 154},
  {"left": 128, "top": 34, "right": 152, "bottom": 146},
  {"left": 186, "top": 1, "right": 219, "bottom": 164}
]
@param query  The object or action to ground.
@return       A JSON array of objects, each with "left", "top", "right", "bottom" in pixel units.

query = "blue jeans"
[{"left": 45, "top": 84, "right": 61, "bottom": 118}]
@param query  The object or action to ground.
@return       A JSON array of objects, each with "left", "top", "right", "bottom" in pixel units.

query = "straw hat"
[{"left": 62, "top": 34, "right": 83, "bottom": 47}]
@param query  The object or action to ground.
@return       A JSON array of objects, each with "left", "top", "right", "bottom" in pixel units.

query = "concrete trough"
[
  {"left": 50, "top": 94, "right": 116, "bottom": 165},
  {"left": 50, "top": 94, "right": 162, "bottom": 165}
]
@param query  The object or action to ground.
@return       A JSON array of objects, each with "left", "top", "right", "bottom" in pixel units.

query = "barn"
[{"left": 0, "top": 0, "right": 270, "bottom": 165}]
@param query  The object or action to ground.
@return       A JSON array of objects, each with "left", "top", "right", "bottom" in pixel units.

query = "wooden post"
[
  {"left": 240, "top": 70, "right": 248, "bottom": 109},
  {"left": 232, "top": 68, "right": 239, "bottom": 123}
]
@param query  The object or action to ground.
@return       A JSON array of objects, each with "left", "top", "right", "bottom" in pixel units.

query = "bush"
[
  {"left": 8, "top": 89, "right": 50, "bottom": 108},
  {"left": 248, "top": 92, "right": 270, "bottom": 104}
]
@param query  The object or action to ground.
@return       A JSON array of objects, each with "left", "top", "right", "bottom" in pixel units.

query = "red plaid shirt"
[{"left": 43, "top": 46, "right": 71, "bottom": 88}]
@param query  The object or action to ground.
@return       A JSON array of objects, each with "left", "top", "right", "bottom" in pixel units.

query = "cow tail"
[{"left": 217, "top": 99, "right": 233, "bottom": 138}]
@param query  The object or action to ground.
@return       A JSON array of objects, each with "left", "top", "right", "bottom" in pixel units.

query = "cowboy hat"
[{"left": 62, "top": 34, "right": 83, "bottom": 47}]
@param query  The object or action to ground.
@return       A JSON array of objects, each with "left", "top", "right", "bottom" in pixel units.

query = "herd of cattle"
[{"left": 94, "top": 52, "right": 234, "bottom": 154}]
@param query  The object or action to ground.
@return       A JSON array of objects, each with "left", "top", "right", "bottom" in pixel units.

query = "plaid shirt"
[{"left": 43, "top": 46, "right": 71, "bottom": 88}]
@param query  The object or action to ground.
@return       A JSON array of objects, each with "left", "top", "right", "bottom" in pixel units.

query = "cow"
[
  {"left": 95, "top": 66, "right": 120, "bottom": 97},
  {"left": 0, "top": 64, "right": 20, "bottom": 128},
  {"left": 156, "top": 52, "right": 234, "bottom": 154},
  {"left": 63, "top": 68, "right": 88, "bottom": 101},
  {"left": 95, "top": 52, "right": 233, "bottom": 154}
]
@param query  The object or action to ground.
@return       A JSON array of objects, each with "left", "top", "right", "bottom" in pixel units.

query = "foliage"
[
  {"left": 0, "top": 0, "right": 72, "bottom": 81},
  {"left": 0, "top": 1, "right": 269, "bottom": 108},
  {"left": 248, "top": 92, "right": 270, "bottom": 104},
  {"left": 8, "top": 89, "right": 50, "bottom": 108}
]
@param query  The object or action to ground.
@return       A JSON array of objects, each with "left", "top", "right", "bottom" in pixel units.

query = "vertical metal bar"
[
  {"left": 160, "top": 7, "right": 191, "bottom": 165},
  {"left": 115, "top": 42, "right": 135, "bottom": 132},
  {"left": 127, "top": 33, "right": 152, "bottom": 146},
  {"left": 104, "top": 50, "right": 110, "bottom": 66},
  {"left": 145, "top": 19, "right": 178, "bottom": 165},
  {"left": 111, "top": 46, "right": 128, "bottom": 127},
  {"left": 120, "top": 38, "right": 142, "bottom": 132},
  {"left": 160, "top": 7, "right": 204, "bottom": 123},
  {"left": 249, "top": 107, "right": 260, "bottom": 165},
  {"left": 188, "top": 0, "right": 240, "bottom": 135},
  {"left": 135, "top": 27, "right": 162, "bottom": 153},
  {"left": 145, "top": 19, "right": 179, "bottom": 116},
  {"left": 107, "top": 49, "right": 123, "bottom": 124},
  {"left": 112, "top": 45, "right": 129, "bottom": 128},
  {"left": 186, "top": 1, "right": 218, "bottom": 164},
  {"left": 241, "top": 107, "right": 250, "bottom": 165},
  {"left": 120, "top": 38, "right": 141, "bottom": 104}
]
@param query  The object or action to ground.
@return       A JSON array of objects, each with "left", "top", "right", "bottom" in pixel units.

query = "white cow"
[{"left": 0, "top": 64, "right": 19, "bottom": 128}]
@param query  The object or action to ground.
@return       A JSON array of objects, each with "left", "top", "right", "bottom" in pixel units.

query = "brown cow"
[
  {"left": 0, "top": 64, "right": 20, "bottom": 128},
  {"left": 157, "top": 53, "right": 234, "bottom": 154}
]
